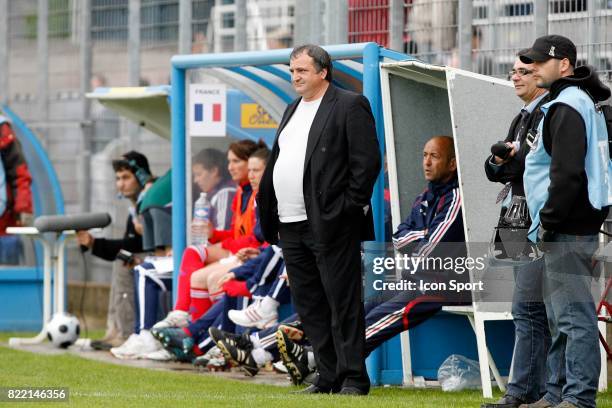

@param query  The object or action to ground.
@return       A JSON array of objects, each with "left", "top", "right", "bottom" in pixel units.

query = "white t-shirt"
[{"left": 273, "top": 96, "right": 323, "bottom": 222}]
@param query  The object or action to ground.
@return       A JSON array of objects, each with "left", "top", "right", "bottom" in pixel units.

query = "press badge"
[{"left": 526, "top": 129, "right": 539, "bottom": 150}]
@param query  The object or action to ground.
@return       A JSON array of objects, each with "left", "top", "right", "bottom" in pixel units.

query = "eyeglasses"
[{"left": 507, "top": 68, "right": 533, "bottom": 80}]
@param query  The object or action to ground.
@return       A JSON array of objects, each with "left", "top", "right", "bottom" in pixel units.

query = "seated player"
[
  {"left": 211, "top": 136, "right": 468, "bottom": 384},
  {"left": 109, "top": 148, "right": 237, "bottom": 360},
  {"left": 156, "top": 142, "right": 268, "bottom": 329},
  {"left": 152, "top": 244, "right": 288, "bottom": 366}
]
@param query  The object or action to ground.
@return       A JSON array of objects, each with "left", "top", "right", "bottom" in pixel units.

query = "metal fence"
[
  {"left": 348, "top": 0, "right": 390, "bottom": 46},
  {"left": 414, "top": 0, "right": 612, "bottom": 84},
  {"left": 347, "top": 0, "right": 612, "bottom": 85},
  {"left": 0, "top": 0, "right": 298, "bottom": 283}
]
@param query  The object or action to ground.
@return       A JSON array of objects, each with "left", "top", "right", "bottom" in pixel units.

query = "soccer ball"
[{"left": 46, "top": 313, "right": 80, "bottom": 348}]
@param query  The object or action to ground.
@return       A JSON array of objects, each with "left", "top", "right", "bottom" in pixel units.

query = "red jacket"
[
  {"left": 0, "top": 121, "right": 32, "bottom": 235},
  {"left": 209, "top": 182, "right": 261, "bottom": 253}
]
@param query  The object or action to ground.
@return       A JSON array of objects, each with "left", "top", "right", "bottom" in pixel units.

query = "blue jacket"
[
  {"left": 523, "top": 66, "right": 611, "bottom": 241},
  {"left": 392, "top": 176, "right": 464, "bottom": 258}
]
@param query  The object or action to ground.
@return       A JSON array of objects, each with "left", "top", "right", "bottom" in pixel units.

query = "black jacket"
[
  {"left": 539, "top": 65, "right": 611, "bottom": 234},
  {"left": 484, "top": 94, "right": 549, "bottom": 198},
  {"left": 91, "top": 213, "right": 143, "bottom": 261},
  {"left": 257, "top": 85, "right": 381, "bottom": 245}
]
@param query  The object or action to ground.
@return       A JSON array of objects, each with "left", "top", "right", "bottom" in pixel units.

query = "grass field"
[{"left": 1, "top": 333, "right": 611, "bottom": 407}]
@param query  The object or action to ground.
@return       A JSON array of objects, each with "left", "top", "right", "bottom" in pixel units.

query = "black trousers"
[{"left": 278, "top": 220, "right": 369, "bottom": 392}]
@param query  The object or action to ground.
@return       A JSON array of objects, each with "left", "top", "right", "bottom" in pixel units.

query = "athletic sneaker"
[
  {"left": 228, "top": 299, "right": 278, "bottom": 329},
  {"left": 168, "top": 346, "right": 196, "bottom": 363},
  {"left": 110, "top": 333, "right": 140, "bottom": 359},
  {"left": 217, "top": 337, "right": 259, "bottom": 376},
  {"left": 208, "top": 327, "right": 252, "bottom": 350},
  {"left": 272, "top": 360, "right": 288, "bottom": 374},
  {"left": 152, "top": 310, "right": 190, "bottom": 330},
  {"left": 152, "top": 327, "right": 189, "bottom": 349},
  {"left": 110, "top": 331, "right": 160, "bottom": 360},
  {"left": 277, "top": 320, "right": 304, "bottom": 341},
  {"left": 276, "top": 330, "right": 310, "bottom": 385},
  {"left": 144, "top": 348, "right": 176, "bottom": 361},
  {"left": 193, "top": 346, "right": 227, "bottom": 370}
]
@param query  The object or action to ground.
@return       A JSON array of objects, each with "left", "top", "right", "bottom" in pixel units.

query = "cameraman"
[
  {"left": 76, "top": 151, "right": 152, "bottom": 347},
  {"left": 481, "top": 55, "right": 550, "bottom": 408}
]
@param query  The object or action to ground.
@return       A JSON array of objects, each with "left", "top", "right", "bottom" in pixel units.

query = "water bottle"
[{"left": 192, "top": 192, "right": 211, "bottom": 246}]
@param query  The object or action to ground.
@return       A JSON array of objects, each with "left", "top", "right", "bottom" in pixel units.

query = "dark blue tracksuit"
[{"left": 366, "top": 176, "right": 467, "bottom": 353}]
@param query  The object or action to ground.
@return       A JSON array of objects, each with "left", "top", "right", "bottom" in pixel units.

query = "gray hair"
[{"left": 290, "top": 44, "right": 333, "bottom": 82}]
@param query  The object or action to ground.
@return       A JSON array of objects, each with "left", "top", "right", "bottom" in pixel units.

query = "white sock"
[
  {"left": 259, "top": 296, "right": 279, "bottom": 314},
  {"left": 307, "top": 351, "right": 316, "bottom": 369},
  {"left": 250, "top": 333, "right": 262, "bottom": 349},
  {"left": 251, "top": 347, "right": 272, "bottom": 367}
]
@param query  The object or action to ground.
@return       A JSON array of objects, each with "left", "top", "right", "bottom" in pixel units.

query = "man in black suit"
[{"left": 257, "top": 44, "right": 381, "bottom": 395}]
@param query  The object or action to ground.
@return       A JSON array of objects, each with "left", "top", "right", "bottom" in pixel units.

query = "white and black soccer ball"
[{"left": 46, "top": 313, "right": 80, "bottom": 348}]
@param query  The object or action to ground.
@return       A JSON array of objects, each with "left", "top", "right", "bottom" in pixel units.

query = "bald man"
[
  {"left": 231, "top": 136, "right": 469, "bottom": 387},
  {"left": 365, "top": 136, "right": 467, "bottom": 353}
]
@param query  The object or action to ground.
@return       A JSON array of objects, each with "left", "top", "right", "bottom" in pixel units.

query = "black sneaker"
[
  {"left": 216, "top": 338, "right": 259, "bottom": 376},
  {"left": 153, "top": 327, "right": 188, "bottom": 349},
  {"left": 277, "top": 320, "right": 304, "bottom": 342},
  {"left": 90, "top": 340, "right": 113, "bottom": 351},
  {"left": 208, "top": 327, "right": 252, "bottom": 349},
  {"left": 276, "top": 330, "right": 310, "bottom": 385}
]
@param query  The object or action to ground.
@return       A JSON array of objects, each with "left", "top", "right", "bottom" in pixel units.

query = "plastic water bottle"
[{"left": 192, "top": 192, "right": 211, "bottom": 246}]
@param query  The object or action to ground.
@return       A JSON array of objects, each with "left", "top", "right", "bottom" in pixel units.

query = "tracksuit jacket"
[{"left": 391, "top": 176, "right": 464, "bottom": 259}]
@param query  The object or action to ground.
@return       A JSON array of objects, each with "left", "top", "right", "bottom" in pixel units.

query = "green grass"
[{"left": 1, "top": 336, "right": 611, "bottom": 407}]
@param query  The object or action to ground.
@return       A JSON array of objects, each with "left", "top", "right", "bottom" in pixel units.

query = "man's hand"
[
  {"left": 217, "top": 271, "right": 236, "bottom": 286},
  {"left": 125, "top": 255, "right": 142, "bottom": 269},
  {"left": 235, "top": 247, "right": 260, "bottom": 263},
  {"left": 537, "top": 226, "right": 556, "bottom": 253},
  {"left": 279, "top": 270, "right": 289, "bottom": 287},
  {"left": 491, "top": 142, "right": 516, "bottom": 164},
  {"left": 206, "top": 221, "right": 214, "bottom": 239},
  {"left": 132, "top": 216, "right": 144, "bottom": 235},
  {"left": 76, "top": 231, "right": 95, "bottom": 249}
]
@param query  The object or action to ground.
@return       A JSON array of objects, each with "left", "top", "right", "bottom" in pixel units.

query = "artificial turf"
[{"left": 1, "top": 334, "right": 611, "bottom": 407}]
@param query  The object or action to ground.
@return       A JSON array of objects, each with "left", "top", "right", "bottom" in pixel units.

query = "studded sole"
[{"left": 276, "top": 330, "right": 303, "bottom": 385}]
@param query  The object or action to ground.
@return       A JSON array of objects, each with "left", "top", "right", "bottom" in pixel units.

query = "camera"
[
  {"left": 491, "top": 141, "right": 513, "bottom": 160},
  {"left": 116, "top": 249, "right": 134, "bottom": 264}
]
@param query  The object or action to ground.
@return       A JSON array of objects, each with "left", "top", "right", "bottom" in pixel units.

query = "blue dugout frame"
[
  {"left": 170, "top": 43, "right": 411, "bottom": 384},
  {"left": 0, "top": 105, "right": 65, "bottom": 330}
]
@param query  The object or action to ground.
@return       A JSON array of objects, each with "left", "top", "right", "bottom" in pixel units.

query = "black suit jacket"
[
  {"left": 257, "top": 84, "right": 381, "bottom": 245},
  {"left": 484, "top": 95, "right": 549, "bottom": 197}
]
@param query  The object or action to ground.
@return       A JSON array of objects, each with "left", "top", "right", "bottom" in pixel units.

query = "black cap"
[{"left": 519, "top": 35, "right": 577, "bottom": 66}]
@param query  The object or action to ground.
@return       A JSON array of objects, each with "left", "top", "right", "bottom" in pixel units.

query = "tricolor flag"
[
  {"left": 194, "top": 103, "right": 222, "bottom": 122},
  {"left": 190, "top": 84, "right": 226, "bottom": 137}
]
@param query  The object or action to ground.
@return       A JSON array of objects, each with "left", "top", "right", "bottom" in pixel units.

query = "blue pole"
[
  {"left": 362, "top": 42, "right": 384, "bottom": 386},
  {"left": 171, "top": 43, "right": 374, "bottom": 70},
  {"left": 171, "top": 65, "right": 186, "bottom": 302}
]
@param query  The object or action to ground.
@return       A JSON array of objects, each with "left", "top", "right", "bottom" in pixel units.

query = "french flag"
[{"left": 194, "top": 103, "right": 222, "bottom": 122}]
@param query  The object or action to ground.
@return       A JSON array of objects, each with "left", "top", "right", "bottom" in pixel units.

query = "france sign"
[{"left": 189, "top": 84, "right": 227, "bottom": 137}]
